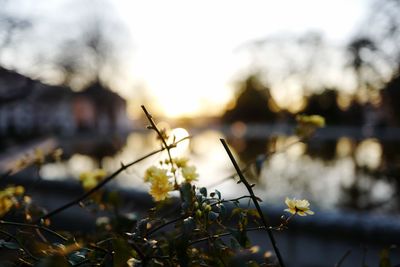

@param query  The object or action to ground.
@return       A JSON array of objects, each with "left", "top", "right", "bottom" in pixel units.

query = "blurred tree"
[
  {"left": 49, "top": 14, "right": 129, "bottom": 90},
  {"left": 302, "top": 89, "right": 355, "bottom": 125},
  {"left": 222, "top": 75, "right": 278, "bottom": 123},
  {"left": 381, "top": 74, "right": 400, "bottom": 126}
]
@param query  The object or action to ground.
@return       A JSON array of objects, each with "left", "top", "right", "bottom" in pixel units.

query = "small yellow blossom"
[
  {"left": 284, "top": 197, "right": 314, "bottom": 216},
  {"left": 144, "top": 166, "right": 168, "bottom": 183},
  {"left": 0, "top": 198, "right": 13, "bottom": 217},
  {"left": 164, "top": 157, "right": 189, "bottom": 168},
  {"left": 0, "top": 185, "right": 25, "bottom": 217},
  {"left": 144, "top": 166, "right": 173, "bottom": 201},
  {"left": 149, "top": 176, "right": 173, "bottom": 201},
  {"left": 52, "top": 148, "right": 63, "bottom": 162},
  {"left": 174, "top": 157, "right": 189, "bottom": 168},
  {"left": 181, "top": 166, "right": 198, "bottom": 182},
  {"left": 34, "top": 148, "right": 45, "bottom": 165},
  {"left": 79, "top": 169, "right": 107, "bottom": 191}
]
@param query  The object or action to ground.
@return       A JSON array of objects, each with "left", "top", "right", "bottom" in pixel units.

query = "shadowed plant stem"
[{"left": 220, "top": 138, "right": 286, "bottom": 267}]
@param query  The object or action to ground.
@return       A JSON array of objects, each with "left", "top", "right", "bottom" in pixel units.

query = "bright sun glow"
[
  {"left": 169, "top": 128, "right": 190, "bottom": 157},
  {"left": 115, "top": 0, "right": 367, "bottom": 118}
]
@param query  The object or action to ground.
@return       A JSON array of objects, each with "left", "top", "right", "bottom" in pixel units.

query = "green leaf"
[
  {"left": 0, "top": 239, "right": 19, "bottom": 250},
  {"left": 215, "top": 189, "right": 222, "bottom": 200},
  {"left": 199, "top": 187, "right": 207, "bottom": 197},
  {"left": 68, "top": 251, "right": 87, "bottom": 265}
]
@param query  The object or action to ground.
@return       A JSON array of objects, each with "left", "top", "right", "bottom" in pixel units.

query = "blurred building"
[{"left": 0, "top": 67, "right": 130, "bottom": 137}]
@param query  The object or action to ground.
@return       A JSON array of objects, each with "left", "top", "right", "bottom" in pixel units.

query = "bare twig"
[
  {"left": 0, "top": 220, "right": 68, "bottom": 242},
  {"left": 141, "top": 105, "right": 178, "bottom": 184},
  {"left": 220, "top": 139, "right": 286, "bottom": 267},
  {"left": 334, "top": 249, "right": 352, "bottom": 267},
  {"left": 189, "top": 226, "right": 265, "bottom": 246},
  {"left": 147, "top": 215, "right": 186, "bottom": 237}
]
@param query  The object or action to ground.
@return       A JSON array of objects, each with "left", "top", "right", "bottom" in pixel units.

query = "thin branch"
[
  {"left": 334, "top": 249, "right": 352, "bottom": 267},
  {"left": 141, "top": 105, "right": 177, "bottom": 184},
  {"left": 0, "top": 220, "right": 68, "bottom": 242},
  {"left": 147, "top": 215, "right": 186, "bottom": 237},
  {"left": 220, "top": 139, "right": 286, "bottom": 267},
  {"left": 209, "top": 195, "right": 252, "bottom": 206},
  {"left": 189, "top": 226, "right": 265, "bottom": 246},
  {"left": 36, "top": 136, "right": 189, "bottom": 223}
]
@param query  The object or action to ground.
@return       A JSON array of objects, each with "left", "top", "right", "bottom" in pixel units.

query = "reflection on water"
[{"left": 40, "top": 128, "right": 400, "bottom": 214}]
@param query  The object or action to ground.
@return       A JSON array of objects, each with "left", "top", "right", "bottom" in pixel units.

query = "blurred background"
[{"left": 1, "top": 0, "right": 400, "bottom": 266}]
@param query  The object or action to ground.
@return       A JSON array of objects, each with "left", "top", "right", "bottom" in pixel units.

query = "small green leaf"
[
  {"left": 215, "top": 189, "right": 221, "bottom": 200},
  {"left": 199, "top": 187, "right": 207, "bottom": 197},
  {"left": 0, "top": 240, "right": 19, "bottom": 250}
]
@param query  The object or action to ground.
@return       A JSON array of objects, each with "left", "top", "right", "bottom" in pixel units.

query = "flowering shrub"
[{"left": 0, "top": 107, "right": 335, "bottom": 267}]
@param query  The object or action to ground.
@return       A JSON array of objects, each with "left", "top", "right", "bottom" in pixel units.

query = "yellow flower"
[
  {"left": 284, "top": 197, "right": 314, "bottom": 216},
  {"left": 79, "top": 169, "right": 107, "bottom": 191},
  {"left": 149, "top": 175, "right": 173, "bottom": 201},
  {"left": 181, "top": 166, "right": 198, "bottom": 182},
  {"left": 174, "top": 157, "right": 189, "bottom": 168},
  {"left": 0, "top": 186, "right": 25, "bottom": 217},
  {"left": 144, "top": 166, "right": 173, "bottom": 201},
  {"left": 0, "top": 198, "right": 13, "bottom": 217},
  {"left": 34, "top": 148, "right": 45, "bottom": 165},
  {"left": 144, "top": 166, "right": 168, "bottom": 182},
  {"left": 52, "top": 148, "right": 63, "bottom": 162}
]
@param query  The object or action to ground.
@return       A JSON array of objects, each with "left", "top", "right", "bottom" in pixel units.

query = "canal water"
[{"left": 39, "top": 125, "right": 400, "bottom": 215}]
